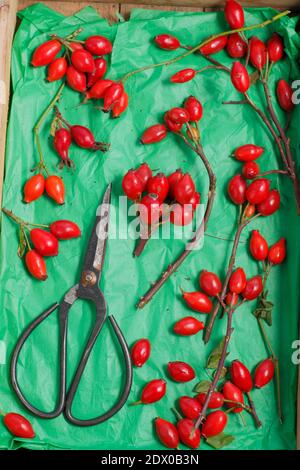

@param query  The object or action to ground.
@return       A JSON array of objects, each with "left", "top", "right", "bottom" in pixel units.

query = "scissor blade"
[{"left": 81, "top": 184, "right": 112, "bottom": 283}]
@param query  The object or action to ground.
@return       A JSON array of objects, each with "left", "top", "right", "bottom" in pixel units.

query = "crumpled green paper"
[{"left": 0, "top": 3, "right": 299, "bottom": 450}]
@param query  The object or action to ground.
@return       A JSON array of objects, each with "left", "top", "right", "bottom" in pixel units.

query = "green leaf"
[
  {"left": 207, "top": 338, "right": 228, "bottom": 369},
  {"left": 218, "top": 366, "right": 227, "bottom": 379},
  {"left": 193, "top": 380, "right": 211, "bottom": 393},
  {"left": 206, "top": 433, "right": 235, "bottom": 449},
  {"left": 17, "top": 228, "right": 26, "bottom": 258}
]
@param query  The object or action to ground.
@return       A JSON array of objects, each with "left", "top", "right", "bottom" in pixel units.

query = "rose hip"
[
  {"left": 170, "top": 204, "right": 194, "bottom": 226},
  {"left": 276, "top": 79, "right": 294, "bottom": 112},
  {"left": 254, "top": 358, "right": 275, "bottom": 388},
  {"left": 71, "top": 49, "right": 95, "bottom": 74},
  {"left": 182, "top": 291, "right": 213, "bottom": 314},
  {"left": 54, "top": 128, "right": 72, "bottom": 168},
  {"left": 139, "top": 193, "right": 161, "bottom": 225},
  {"left": 234, "top": 144, "right": 264, "bottom": 162},
  {"left": 155, "top": 418, "right": 179, "bottom": 449},
  {"left": 168, "top": 361, "right": 195, "bottom": 382},
  {"left": 230, "top": 360, "right": 253, "bottom": 392},
  {"left": 4, "top": 413, "right": 35, "bottom": 439},
  {"left": 23, "top": 174, "right": 45, "bottom": 203},
  {"left": 200, "top": 36, "right": 228, "bottom": 55},
  {"left": 257, "top": 189, "right": 280, "bottom": 216},
  {"left": 173, "top": 317, "right": 204, "bottom": 336},
  {"left": 242, "top": 275, "right": 263, "bottom": 300},
  {"left": 249, "top": 37, "right": 267, "bottom": 70},
  {"left": 155, "top": 34, "right": 180, "bottom": 50},
  {"left": 227, "top": 33, "right": 247, "bottom": 58},
  {"left": 173, "top": 173, "right": 195, "bottom": 204},
  {"left": 167, "top": 107, "right": 190, "bottom": 124},
  {"left": 112, "top": 92, "right": 129, "bottom": 118},
  {"left": 268, "top": 238, "right": 286, "bottom": 265},
  {"left": 202, "top": 410, "right": 227, "bottom": 438},
  {"left": 45, "top": 175, "right": 65, "bottom": 204},
  {"left": 25, "top": 250, "right": 47, "bottom": 281},
  {"left": 223, "top": 381, "right": 244, "bottom": 413},
  {"left": 30, "top": 229, "right": 59, "bottom": 257},
  {"left": 70, "top": 125, "right": 104, "bottom": 150},
  {"left": 267, "top": 33, "right": 284, "bottom": 63},
  {"left": 122, "top": 169, "right": 144, "bottom": 200},
  {"left": 229, "top": 267, "right": 247, "bottom": 294},
  {"left": 147, "top": 173, "right": 169, "bottom": 203},
  {"left": 196, "top": 391, "right": 224, "bottom": 409},
  {"left": 231, "top": 61, "right": 250, "bottom": 93},
  {"left": 131, "top": 338, "right": 151, "bottom": 367},
  {"left": 177, "top": 419, "right": 201, "bottom": 449},
  {"left": 171, "top": 69, "right": 196, "bottom": 83},
  {"left": 85, "top": 35, "right": 113, "bottom": 55},
  {"left": 66, "top": 65, "right": 86, "bottom": 92},
  {"left": 103, "top": 83, "right": 124, "bottom": 111},
  {"left": 184, "top": 96, "right": 203, "bottom": 121},
  {"left": 164, "top": 112, "right": 182, "bottom": 132},
  {"left": 179, "top": 396, "right": 202, "bottom": 420},
  {"left": 49, "top": 220, "right": 81, "bottom": 240},
  {"left": 135, "top": 379, "right": 166, "bottom": 405},
  {"left": 225, "top": 291, "right": 239, "bottom": 306},
  {"left": 141, "top": 124, "right": 168, "bottom": 144},
  {"left": 228, "top": 174, "right": 247, "bottom": 205},
  {"left": 87, "top": 58, "right": 107, "bottom": 87},
  {"left": 47, "top": 57, "right": 68, "bottom": 82},
  {"left": 199, "top": 270, "right": 222, "bottom": 297},
  {"left": 249, "top": 230, "right": 268, "bottom": 261},
  {"left": 31, "top": 39, "right": 62, "bottom": 67},
  {"left": 225, "top": 0, "right": 244, "bottom": 29},
  {"left": 246, "top": 178, "right": 270, "bottom": 204},
  {"left": 242, "top": 161, "right": 260, "bottom": 180}
]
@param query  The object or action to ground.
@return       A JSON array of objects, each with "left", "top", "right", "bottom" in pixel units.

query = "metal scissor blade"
[{"left": 80, "top": 184, "right": 112, "bottom": 284}]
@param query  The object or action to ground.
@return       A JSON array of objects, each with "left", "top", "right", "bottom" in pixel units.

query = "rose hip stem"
[
  {"left": 2, "top": 208, "right": 49, "bottom": 229},
  {"left": 33, "top": 83, "right": 65, "bottom": 175},
  {"left": 261, "top": 78, "right": 300, "bottom": 214},
  {"left": 137, "top": 131, "right": 216, "bottom": 309},
  {"left": 119, "top": 11, "right": 289, "bottom": 83},
  {"left": 201, "top": 54, "right": 300, "bottom": 212},
  {"left": 204, "top": 207, "right": 260, "bottom": 343},
  {"left": 246, "top": 392, "right": 262, "bottom": 428}
]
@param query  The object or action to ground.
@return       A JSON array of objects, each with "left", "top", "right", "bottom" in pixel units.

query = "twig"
[
  {"left": 137, "top": 136, "right": 216, "bottom": 309},
  {"left": 246, "top": 392, "right": 262, "bottom": 428},
  {"left": 120, "top": 11, "right": 290, "bottom": 83},
  {"left": 204, "top": 209, "right": 260, "bottom": 344},
  {"left": 194, "top": 306, "right": 235, "bottom": 430}
]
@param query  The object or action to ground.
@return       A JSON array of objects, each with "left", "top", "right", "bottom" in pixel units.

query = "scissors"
[{"left": 10, "top": 184, "right": 133, "bottom": 427}]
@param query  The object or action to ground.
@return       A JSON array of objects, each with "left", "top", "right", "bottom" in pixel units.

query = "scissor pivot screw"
[{"left": 81, "top": 271, "right": 97, "bottom": 287}]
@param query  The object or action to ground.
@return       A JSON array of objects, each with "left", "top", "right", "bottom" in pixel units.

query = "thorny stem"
[
  {"left": 246, "top": 392, "right": 262, "bottom": 428},
  {"left": 194, "top": 306, "right": 235, "bottom": 430},
  {"left": 33, "top": 83, "right": 65, "bottom": 175},
  {"left": 120, "top": 11, "right": 290, "bottom": 83},
  {"left": 204, "top": 209, "right": 260, "bottom": 344},
  {"left": 137, "top": 134, "right": 216, "bottom": 309},
  {"left": 257, "top": 317, "right": 283, "bottom": 423}
]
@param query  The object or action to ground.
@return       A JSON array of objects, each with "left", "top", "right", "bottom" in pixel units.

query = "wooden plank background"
[{"left": 0, "top": 0, "right": 300, "bottom": 450}]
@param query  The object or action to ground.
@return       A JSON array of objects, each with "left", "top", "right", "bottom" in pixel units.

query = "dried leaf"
[
  {"left": 250, "top": 70, "right": 260, "bottom": 85},
  {"left": 206, "top": 433, "right": 235, "bottom": 449},
  {"left": 17, "top": 228, "right": 26, "bottom": 258},
  {"left": 193, "top": 380, "right": 211, "bottom": 393},
  {"left": 218, "top": 366, "right": 228, "bottom": 379},
  {"left": 50, "top": 116, "right": 59, "bottom": 137},
  {"left": 207, "top": 338, "right": 228, "bottom": 369}
]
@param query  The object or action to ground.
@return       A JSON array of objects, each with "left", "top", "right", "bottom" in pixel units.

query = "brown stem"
[
  {"left": 259, "top": 169, "right": 288, "bottom": 177},
  {"left": 246, "top": 392, "right": 262, "bottom": 428},
  {"left": 194, "top": 307, "right": 235, "bottom": 430},
  {"left": 204, "top": 212, "right": 245, "bottom": 344},
  {"left": 134, "top": 224, "right": 155, "bottom": 257},
  {"left": 137, "top": 138, "right": 216, "bottom": 309},
  {"left": 261, "top": 79, "right": 300, "bottom": 213}
]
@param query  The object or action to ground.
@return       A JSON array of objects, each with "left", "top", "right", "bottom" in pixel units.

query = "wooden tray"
[{"left": 0, "top": 0, "right": 299, "bottom": 450}]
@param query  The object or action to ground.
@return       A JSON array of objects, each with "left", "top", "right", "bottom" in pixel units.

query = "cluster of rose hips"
[
  {"left": 228, "top": 144, "right": 281, "bottom": 217},
  {"left": 24, "top": 220, "right": 81, "bottom": 281},
  {"left": 31, "top": 34, "right": 128, "bottom": 118},
  {"left": 130, "top": 334, "right": 274, "bottom": 448},
  {"left": 23, "top": 173, "right": 65, "bottom": 205},
  {"left": 141, "top": 96, "right": 203, "bottom": 145},
  {"left": 53, "top": 107, "right": 109, "bottom": 169},
  {"left": 122, "top": 163, "right": 200, "bottom": 227},
  {"left": 2, "top": 209, "right": 81, "bottom": 281},
  {"left": 249, "top": 230, "right": 286, "bottom": 266},
  {"left": 155, "top": 0, "right": 293, "bottom": 113}
]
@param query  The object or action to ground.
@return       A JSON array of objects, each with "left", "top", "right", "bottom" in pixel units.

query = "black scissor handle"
[
  {"left": 10, "top": 302, "right": 68, "bottom": 419},
  {"left": 64, "top": 314, "right": 133, "bottom": 427}
]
